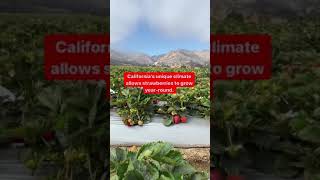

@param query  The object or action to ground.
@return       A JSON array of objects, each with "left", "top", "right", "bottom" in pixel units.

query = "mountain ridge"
[{"left": 111, "top": 49, "right": 209, "bottom": 67}]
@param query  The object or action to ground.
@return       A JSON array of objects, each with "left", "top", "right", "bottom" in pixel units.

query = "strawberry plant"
[
  {"left": 113, "top": 88, "right": 153, "bottom": 126},
  {"left": 212, "top": 15, "right": 320, "bottom": 179},
  {"left": 0, "top": 14, "right": 109, "bottom": 180},
  {"left": 110, "top": 141, "right": 208, "bottom": 180},
  {"left": 110, "top": 66, "right": 210, "bottom": 126},
  {"left": 21, "top": 81, "right": 109, "bottom": 179}
]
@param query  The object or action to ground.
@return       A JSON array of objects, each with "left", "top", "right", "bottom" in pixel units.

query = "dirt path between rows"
[{"left": 180, "top": 148, "right": 210, "bottom": 172}]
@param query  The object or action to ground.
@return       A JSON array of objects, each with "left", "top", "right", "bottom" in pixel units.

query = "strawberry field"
[
  {"left": 211, "top": 15, "right": 320, "bottom": 179},
  {"left": 109, "top": 66, "right": 210, "bottom": 178},
  {"left": 0, "top": 14, "right": 111, "bottom": 180},
  {"left": 0, "top": 14, "right": 210, "bottom": 180},
  {"left": 3, "top": 9, "right": 320, "bottom": 180},
  {"left": 110, "top": 66, "right": 210, "bottom": 126}
]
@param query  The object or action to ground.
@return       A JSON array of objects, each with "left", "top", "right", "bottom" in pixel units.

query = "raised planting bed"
[{"left": 110, "top": 110, "right": 210, "bottom": 147}]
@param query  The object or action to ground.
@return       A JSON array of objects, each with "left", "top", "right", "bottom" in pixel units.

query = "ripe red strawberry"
[
  {"left": 42, "top": 131, "right": 55, "bottom": 141},
  {"left": 173, "top": 115, "right": 180, "bottom": 124},
  {"left": 180, "top": 116, "right": 187, "bottom": 123}
]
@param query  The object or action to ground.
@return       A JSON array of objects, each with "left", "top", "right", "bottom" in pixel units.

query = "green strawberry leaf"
[
  {"left": 163, "top": 117, "right": 173, "bottom": 126},
  {"left": 124, "top": 170, "right": 144, "bottom": 180}
]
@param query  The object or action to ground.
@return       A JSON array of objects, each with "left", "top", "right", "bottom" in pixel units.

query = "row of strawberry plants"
[
  {"left": 213, "top": 70, "right": 320, "bottom": 178},
  {"left": 111, "top": 141, "right": 208, "bottom": 179},
  {"left": 110, "top": 66, "right": 210, "bottom": 126},
  {"left": 0, "top": 14, "right": 109, "bottom": 180},
  {"left": 211, "top": 15, "right": 320, "bottom": 179}
]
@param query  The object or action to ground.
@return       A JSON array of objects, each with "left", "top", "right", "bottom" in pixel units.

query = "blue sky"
[{"left": 111, "top": 0, "right": 210, "bottom": 56}]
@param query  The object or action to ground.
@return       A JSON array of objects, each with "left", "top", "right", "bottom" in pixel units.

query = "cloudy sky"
[{"left": 111, "top": 0, "right": 210, "bottom": 55}]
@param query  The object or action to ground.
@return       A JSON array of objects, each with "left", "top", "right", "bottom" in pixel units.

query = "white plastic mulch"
[{"left": 110, "top": 110, "right": 210, "bottom": 147}]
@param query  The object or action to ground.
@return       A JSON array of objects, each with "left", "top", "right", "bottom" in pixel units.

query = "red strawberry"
[
  {"left": 173, "top": 115, "right": 180, "bottom": 124},
  {"left": 42, "top": 131, "right": 55, "bottom": 141},
  {"left": 180, "top": 116, "right": 187, "bottom": 123}
]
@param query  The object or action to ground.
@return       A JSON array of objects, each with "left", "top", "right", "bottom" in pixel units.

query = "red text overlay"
[
  {"left": 124, "top": 72, "right": 195, "bottom": 94},
  {"left": 44, "top": 34, "right": 109, "bottom": 80},
  {"left": 211, "top": 34, "right": 272, "bottom": 80}
]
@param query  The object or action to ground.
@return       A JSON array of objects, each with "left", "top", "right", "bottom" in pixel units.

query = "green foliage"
[
  {"left": 111, "top": 66, "right": 210, "bottom": 126},
  {"left": 211, "top": 17, "right": 320, "bottom": 178},
  {"left": 115, "top": 88, "right": 153, "bottom": 125},
  {"left": 110, "top": 142, "right": 208, "bottom": 180},
  {"left": 0, "top": 14, "right": 108, "bottom": 179},
  {"left": 21, "top": 82, "right": 109, "bottom": 180}
]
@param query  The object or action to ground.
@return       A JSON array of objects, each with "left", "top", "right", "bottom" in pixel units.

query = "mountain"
[
  {"left": 110, "top": 50, "right": 155, "bottom": 66},
  {"left": 154, "top": 50, "right": 209, "bottom": 67},
  {"left": 111, "top": 49, "right": 209, "bottom": 67}
]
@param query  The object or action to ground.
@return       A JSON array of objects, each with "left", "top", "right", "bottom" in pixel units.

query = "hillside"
[
  {"left": 110, "top": 50, "right": 155, "bottom": 66},
  {"left": 111, "top": 49, "right": 209, "bottom": 67}
]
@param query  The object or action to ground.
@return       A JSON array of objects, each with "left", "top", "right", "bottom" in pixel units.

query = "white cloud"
[
  {"left": 111, "top": 0, "right": 209, "bottom": 44},
  {"left": 144, "top": 0, "right": 209, "bottom": 42},
  {"left": 110, "top": 0, "right": 143, "bottom": 43}
]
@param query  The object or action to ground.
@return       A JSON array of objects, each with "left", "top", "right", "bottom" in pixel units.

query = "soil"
[{"left": 179, "top": 148, "right": 210, "bottom": 172}]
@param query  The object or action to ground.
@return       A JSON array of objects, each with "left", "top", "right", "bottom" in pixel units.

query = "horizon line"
[{"left": 110, "top": 48, "right": 210, "bottom": 56}]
